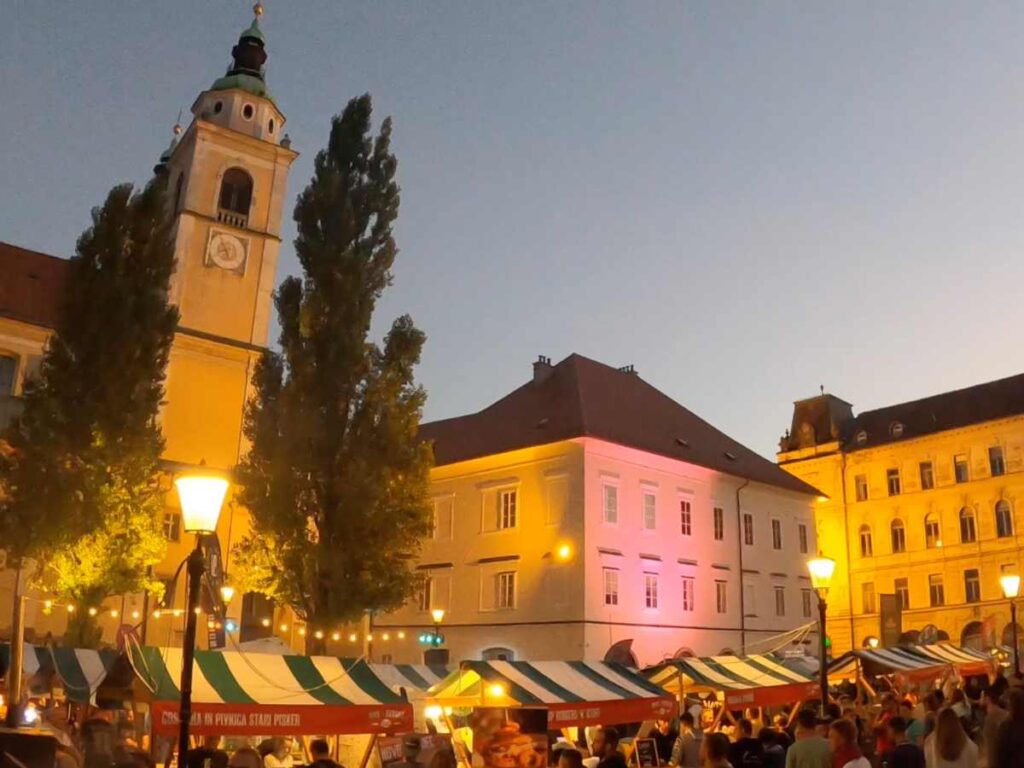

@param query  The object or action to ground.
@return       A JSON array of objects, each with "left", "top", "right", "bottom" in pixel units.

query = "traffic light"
[{"left": 418, "top": 632, "right": 445, "bottom": 646}]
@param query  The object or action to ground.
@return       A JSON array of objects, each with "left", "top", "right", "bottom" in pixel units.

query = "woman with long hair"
[{"left": 924, "top": 708, "right": 977, "bottom": 768}]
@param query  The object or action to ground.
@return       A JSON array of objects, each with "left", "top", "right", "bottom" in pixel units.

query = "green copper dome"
[{"left": 209, "top": 72, "right": 275, "bottom": 104}]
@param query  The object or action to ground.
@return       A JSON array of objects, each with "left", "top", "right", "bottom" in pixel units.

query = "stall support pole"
[
  {"left": 176, "top": 542, "right": 205, "bottom": 768},
  {"left": 357, "top": 734, "right": 377, "bottom": 768},
  {"left": 1011, "top": 600, "right": 1020, "bottom": 677}
]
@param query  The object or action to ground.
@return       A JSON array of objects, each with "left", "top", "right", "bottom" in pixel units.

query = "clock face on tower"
[{"left": 205, "top": 230, "right": 249, "bottom": 273}]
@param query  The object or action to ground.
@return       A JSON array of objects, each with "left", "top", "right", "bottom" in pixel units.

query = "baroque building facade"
[{"left": 777, "top": 377, "right": 1024, "bottom": 655}]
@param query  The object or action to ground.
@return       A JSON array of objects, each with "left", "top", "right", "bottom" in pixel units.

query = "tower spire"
[{"left": 153, "top": 115, "right": 184, "bottom": 176}]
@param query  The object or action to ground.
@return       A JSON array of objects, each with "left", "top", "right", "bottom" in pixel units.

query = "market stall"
[
  {"left": 426, "top": 660, "right": 676, "bottom": 727},
  {"left": 827, "top": 647, "right": 949, "bottom": 690},
  {"left": 126, "top": 645, "right": 413, "bottom": 736},
  {"left": 1, "top": 644, "right": 119, "bottom": 703},
  {"left": 645, "top": 653, "right": 818, "bottom": 709},
  {"left": 903, "top": 643, "right": 994, "bottom": 676}
]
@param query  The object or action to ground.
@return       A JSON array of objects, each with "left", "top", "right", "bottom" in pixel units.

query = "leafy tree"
[
  {"left": 234, "top": 95, "right": 432, "bottom": 651},
  {"left": 0, "top": 178, "right": 177, "bottom": 646}
]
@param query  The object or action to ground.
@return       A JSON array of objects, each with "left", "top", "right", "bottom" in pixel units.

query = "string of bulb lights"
[{"left": 26, "top": 594, "right": 424, "bottom": 644}]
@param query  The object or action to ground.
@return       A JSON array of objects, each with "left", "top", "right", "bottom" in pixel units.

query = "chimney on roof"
[
  {"left": 533, "top": 355, "right": 553, "bottom": 383},
  {"left": 618, "top": 364, "right": 637, "bottom": 375}
]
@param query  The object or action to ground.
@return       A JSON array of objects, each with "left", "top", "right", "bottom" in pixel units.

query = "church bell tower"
[{"left": 158, "top": 5, "right": 298, "bottom": 468}]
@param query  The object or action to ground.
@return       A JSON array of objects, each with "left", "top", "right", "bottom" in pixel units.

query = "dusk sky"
[{"left": 3, "top": 2, "right": 1024, "bottom": 458}]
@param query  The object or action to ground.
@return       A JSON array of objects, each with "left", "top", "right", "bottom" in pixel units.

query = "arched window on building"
[
  {"left": 996, "top": 500, "right": 1014, "bottom": 539},
  {"left": 959, "top": 507, "right": 977, "bottom": 543},
  {"left": 481, "top": 647, "right": 515, "bottom": 661},
  {"left": 924, "top": 513, "right": 941, "bottom": 549},
  {"left": 890, "top": 519, "right": 906, "bottom": 553},
  {"left": 217, "top": 167, "right": 253, "bottom": 227},
  {"left": 961, "top": 621, "right": 984, "bottom": 651},
  {"left": 859, "top": 525, "right": 873, "bottom": 557}
]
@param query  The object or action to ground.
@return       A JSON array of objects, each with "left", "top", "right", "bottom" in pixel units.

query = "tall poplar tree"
[
  {"left": 0, "top": 178, "right": 177, "bottom": 646},
  {"left": 234, "top": 95, "right": 432, "bottom": 649}
]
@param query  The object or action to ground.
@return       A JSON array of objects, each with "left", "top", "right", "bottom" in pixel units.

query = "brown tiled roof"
[
  {"left": 0, "top": 241, "right": 68, "bottom": 330},
  {"left": 421, "top": 354, "right": 820, "bottom": 496},
  {"left": 842, "top": 372, "right": 1024, "bottom": 450}
]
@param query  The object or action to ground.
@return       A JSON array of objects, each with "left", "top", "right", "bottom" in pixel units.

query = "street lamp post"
[
  {"left": 431, "top": 608, "right": 445, "bottom": 643},
  {"left": 807, "top": 555, "right": 836, "bottom": 717},
  {"left": 174, "top": 469, "right": 229, "bottom": 768},
  {"left": 1000, "top": 573, "right": 1021, "bottom": 677}
]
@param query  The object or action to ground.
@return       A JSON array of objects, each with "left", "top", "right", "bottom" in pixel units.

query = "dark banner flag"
[
  {"left": 200, "top": 533, "right": 225, "bottom": 616},
  {"left": 879, "top": 593, "right": 902, "bottom": 647}
]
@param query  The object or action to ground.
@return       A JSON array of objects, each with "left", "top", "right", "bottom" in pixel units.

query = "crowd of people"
[{"left": 616, "top": 677, "right": 1024, "bottom": 768}]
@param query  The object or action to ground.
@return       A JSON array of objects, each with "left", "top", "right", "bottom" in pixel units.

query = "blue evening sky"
[{"left": 3, "top": 2, "right": 1023, "bottom": 458}]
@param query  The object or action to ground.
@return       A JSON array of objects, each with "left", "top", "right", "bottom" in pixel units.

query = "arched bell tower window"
[{"left": 217, "top": 167, "right": 253, "bottom": 228}]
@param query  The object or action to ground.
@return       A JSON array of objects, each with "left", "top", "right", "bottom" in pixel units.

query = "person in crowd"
[
  {"left": 994, "top": 687, "right": 1024, "bottom": 768},
  {"left": 428, "top": 750, "right": 456, "bottom": 768},
  {"left": 771, "top": 715, "right": 793, "bottom": 750},
  {"left": 228, "top": 748, "right": 263, "bottom": 768},
  {"left": 592, "top": 727, "right": 627, "bottom": 768},
  {"left": 981, "top": 688, "right": 1008, "bottom": 767},
  {"left": 990, "top": 668, "right": 1009, "bottom": 704},
  {"left": 921, "top": 692, "right": 942, "bottom": 742},
  {"left": 875, "top": 694, "right": 899, "bottom": 759},
  {"left": 923, "top": 709, "right": 977, "bottom": 768},
  {"left": 882, "top": 717, "right": 924, "bottom": 768},
  {"left": 829, "top": 719, "right": 869, "bottom": 768},
  {"left": 188, "top": 735, "right": 230, "bottom": 768},
  {"left": 785, "top": 710, "right": 831, "bottom": 768},
  {"left": 670, "top": 712, "right": 701, "bottom": 768},
  {"left": 308, "top": 739, "right": 340, "bottom": 768},
  {"left": 905, "top": 700, "right": 926, "bottom": 747},
  {"left": 701, "top": 734, "right": 732, "bottom": 768},
  {"left": 558, "top": 750, "right": 584, "bottom": 768},
  {"left": 759, "top": 728, "right": 785, "bottom": 768},
  {"left": 263, "top": 738, "right": 294, "bottom": 768},
  {"left": 652, "top": 720, "right": 679, "bottom": 765},
  {"left": 729, "top": 718, "right": 764, "bottom": 768}
]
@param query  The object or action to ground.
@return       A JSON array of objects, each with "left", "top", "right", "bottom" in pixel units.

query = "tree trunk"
[
  {"left": 64, "top": 611, "right": 103, "bottom": 649},
  {"left": 305, "top": 634, "right": 326, "bottom": 656}
]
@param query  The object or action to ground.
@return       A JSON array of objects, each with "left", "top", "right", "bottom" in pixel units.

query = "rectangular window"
[
  {"left": 679, "top": 499, "right": 692, "bottom": 535},
  {"left": 964, "top": 569, "right": 981, "bottom": 603},
  {"left": 895, "top": 577, "right": 910, "bottom": 610},
  {"left": 891, "top": 523, "right": 906, "bottom": 553},
  {"left": 603, "top": 485, "right": 618, "bottom": 524},
  {"left": 997, "top": 502, "right": 1014, "bottom": 538},
  {"left": 498, "top": 489, "right": 517, "bottom": 529},
  {"left": 681, "top": 576, "right": 695, "bottom": 612},
  {"left": 644, "top": 573, "right": 659, "bottom": 609},
  {"left": 743, "top": 513, "right": 754, "bottom": 546},
  {"left": 798, "top": 523, "right": 809, "bottom": 554},
  {"left": 715, "top": 580, "right": 728, "bottom": 614},
  {"left": 643, "top": 492, "right": 657, "bottom": 530},
  {"left": 771, "top": 519, "right": 783, "bottom": 550},
  {"left": 855, "top": 474, "right": 868, "bottom": 502},
  {"left": 929, "top": 574, "right": 945, "bottom": 607},
  {"left": 417, "top": 576, "right": 433, "bottom": 612},
  {"left": 990, "top": 446, "right": 1006, "bottom": 477},
  {"left": 713, "top": 507, "right": 725, "bottom": 541},
  {"left": 433, "top": 497, "right": 454, "bottom": 540},
  {"left": 495, "top": 571, "right": 516, "bottom": 610},
  {"left": 925, "top": 516, "right": 941, "bottom": 548},
  {"left": 0, "top": 355, "right": 17, "bottom": 397},
  {"left": 920, "top": 462, "right": 934, "bottom": 490},
  {"left": 162, "top": 511, "right": 181, "bottom": 542},
  {"left": 603, "top": 568, "right": 619, "bottom": 606},
  {"left": 743, "top": 583, "right": 756, "bottom": 616},
  {"left": 774, "top": 586, "right": 786, "bottom": 617},
  {"left": 886, "top": 468, "right": 901, "bottom": 496},
  {"left": 860, "top": 527, "right": 873, "bottom": 557},
  {"left": 954, "top": 454, "right": 969, "bottom": 484},
  {"left": 801, "top": 588, "right": 812, "bottom": 618},
  {"left": 862, "top": 582, "right": 876, "bottom": 614},
  {"left": 960, "top": 510, "right": 977, "bottom": 543}
]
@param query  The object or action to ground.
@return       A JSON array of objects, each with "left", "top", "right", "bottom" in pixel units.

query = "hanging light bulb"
[
  {"left": 87, "top": 607, "right": 98, "bottom": 617},
  {"left": 397, "top": 631, "right": 406, "bottom": 640},
  {"left": 298, "top": 627, "right": 307, "bottom": 637},
  {"left": 366, "top": 633, "right": 373, "bottom": 642},
  {"left": 131, "top": 610, "right": 140, "bottom": 620},
  {"left": 382, "top": 632, "right": 390, "bottom": 641},
  {"left": 261, "top": 617, "right": 271, "bottom": 627},
  {"left": 66, "top": 605, "right": 75, "bottom": 614},
  {"left": 153, "top": 609, "right": 162, "bottom": 619},
  {"left": 194, "top": 607, "right": 202, "bottom": 615},
  {"left": 314, "top": 630, "right": 324, "bottom": 640},
  {"left": 110, "top": 609, "right": 119, "bottom": 618},
  {"left": 43, "top": 600, "right": 53, "bottom": 610},
  {"left": 279, "top": 623, "right": 289, "bottom": 632},
  {"left": 331, "top": 632, "right": 341, "bottom": 641},
  {"left": 348, "top": 633, "right": 358, "bottom": 643}
]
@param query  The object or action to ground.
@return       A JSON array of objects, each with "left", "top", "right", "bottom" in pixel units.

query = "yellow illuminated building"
[
  {"left": 777, "top": 378, "right": 1024, "bottom": 654},
  {"left": 0, "top": 10, "right": 296, "bottom": 644}
]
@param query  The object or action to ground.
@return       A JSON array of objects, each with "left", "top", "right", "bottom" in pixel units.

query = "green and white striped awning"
[
  {"left": 0, "top": 644, "right": 118, "bottom": 702},
  {"left": 127, "top": 646, "right": 412, "bottom": 736},
  {"left": 367, "top": 663, "right": 450, "bottom": 695},
  {"left": 646, "top": 654, "right": 818, "bottom": 707},
  {"left": 906, "top": 643, "right": 993, "bottom": 674},
  {"left": 829, "top": 647, "right": 948, "bottom": 681},
  {"left": 427, "top": 660, "right": 676, "bottom": 726}
]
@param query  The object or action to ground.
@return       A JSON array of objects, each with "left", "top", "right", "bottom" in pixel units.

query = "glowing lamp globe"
[
  {"left": 487, "top": 683, "right": 506, "bottom": 699},
  {"left": 807, "top": 556, "right": 836, "bottom": 592},
  {"left": 1001, "top": 573, "right": 1021, "bottom": 600},
  {"left": 220, "top": 584, "right": 236, "bottom": 605},
  {"left": 175, "top": 471, "right": 229, "bottom": 533},
  {"left": 431, "top": 608, "right": 446, "bottom": 624}
]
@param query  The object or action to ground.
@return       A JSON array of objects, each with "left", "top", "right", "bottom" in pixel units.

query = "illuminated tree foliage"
[
  {"left": 0, "top": 179, "right": 177, "bottom": 646},
  {"left": 234, "top": 95, "right": 432, "bottom": 651}
]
